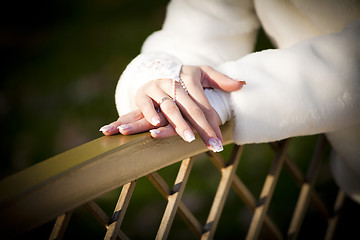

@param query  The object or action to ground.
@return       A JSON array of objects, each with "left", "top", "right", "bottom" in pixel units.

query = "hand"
[
  {"left": 100, "top": 65, "right": 244, "bottom": 152},
  {"left": 100, "top": 109, "right": 166, "bottom": 133}
]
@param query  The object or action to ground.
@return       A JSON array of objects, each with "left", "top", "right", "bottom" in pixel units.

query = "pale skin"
[{"left": 100, "top": 65, "right": 244, "bottom": 152}]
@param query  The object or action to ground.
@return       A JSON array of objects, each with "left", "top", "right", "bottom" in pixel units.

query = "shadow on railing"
[{"left": 0, "top": 121, "right": 348, "bottom": 239}]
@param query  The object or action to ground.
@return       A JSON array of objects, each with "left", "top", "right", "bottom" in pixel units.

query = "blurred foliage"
[
  {"left": 1, "top": 0, "right": 359, "bottom": 239},
  {"left": 0, "top": 0, "right": 167, "bottom": 176}
]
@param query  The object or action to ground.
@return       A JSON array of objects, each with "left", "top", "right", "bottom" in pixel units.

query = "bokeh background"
[
  {"left": 1, "top": 0, "right": 359, "bottom": 239},
  {"left": 1, "top": 0, "right": 167, "bottom": 176}
]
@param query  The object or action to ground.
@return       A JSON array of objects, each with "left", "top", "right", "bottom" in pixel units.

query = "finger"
[
  {"left": 119, "top": 112, "right": 168, "bottom": 135},
  {"left": 149, "top": 124, "right": 177, "bottom": 139},
  {"left": 158, "top": 94, "right": 196, "bottom": 143},
  {"left": 138, "top": 80, "right": 196, "bottom": 143},
  {"left": 116, "top": 109, "right": 144, "bottom": 123},
  {"left": 200, "top": 65, "right": 245, "bottom": 92},
  {"left": 135, "top": 91, "right": 162, "bottom": 127},
  {"left": 99, "top": 123, "right": 119, "bottom": 136},
  {"left": 176, "top": 90, "right": 223, "bottom": 152},
  {"left": 179, "top": 72, "right": 224, "bottom": 142},
  {"left": 99, "top": 110, "right": 145, "bottom": 136}
]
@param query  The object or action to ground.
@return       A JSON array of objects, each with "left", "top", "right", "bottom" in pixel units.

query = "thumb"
[{"left": 200, "top": 65, "right": 245, "bottom": 92}]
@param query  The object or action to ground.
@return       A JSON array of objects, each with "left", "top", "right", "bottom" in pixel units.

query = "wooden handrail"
[{"left": 0, "top": 122, "right": 234, "bottom": 236}]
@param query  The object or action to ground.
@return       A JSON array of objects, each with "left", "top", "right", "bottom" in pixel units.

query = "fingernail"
[
  {"left": 152, "top": 116, "right": 161, "bottom": 126},
  {"left": 99, "top": 125, "right": 114, "bottom": 132},
  {"left": 208, "top": 138, "right": 223, "bottom": 152},
  {"left": 150, "top": 129, "right": 161, "bottom": 135},
  {"left": 118, "top": 124, "right": 131, "bottom": 131},
  {"left": 183, "top": 130, "right": 195, "bottom": 143},
  {"left": 241, "top": 80, "right": 247, "bottom": 85}
]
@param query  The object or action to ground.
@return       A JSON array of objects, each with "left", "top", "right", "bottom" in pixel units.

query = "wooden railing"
[{"left": 0, "top": 122, "right": 346, "bottom": 239}]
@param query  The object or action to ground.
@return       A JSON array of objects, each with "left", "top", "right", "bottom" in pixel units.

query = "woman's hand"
[{"left": 100, "top": 65, "right": 244, "bottom": 152}]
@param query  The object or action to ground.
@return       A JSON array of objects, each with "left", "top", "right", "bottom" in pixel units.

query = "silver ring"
[{"left": 159, "top": 97, "right": 173, "bottom": 105}]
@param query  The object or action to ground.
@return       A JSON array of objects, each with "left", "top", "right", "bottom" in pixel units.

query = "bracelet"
[{"left": 172, "top": 75, "right": 188, "bottom": 102}]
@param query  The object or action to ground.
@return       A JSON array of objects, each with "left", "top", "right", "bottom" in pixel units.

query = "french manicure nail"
[
  {"left": 183, "top": 130, "right": 195, "bottom": 143},
  {"left": 99, "top": 125, "right": 114, "bottom": 132},
  {"left": 152, "top": 116, "right": 161, "bottom": 126},
  {"left": 208, "top": 138, "right": 223, "bottom": 152},
  {"left": 150, "top": 129, "right": 161, "bottom": 135},
  {"left": 118, "top": 124, "right": 131, "bottom": 131}
]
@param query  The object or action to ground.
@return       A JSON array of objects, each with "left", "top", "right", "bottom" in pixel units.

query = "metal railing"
[{"left": 0, "top": 121, "right": 346, "bottom": 239}]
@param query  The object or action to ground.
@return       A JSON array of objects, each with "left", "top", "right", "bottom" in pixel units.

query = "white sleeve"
[
  {"left": 141, "top": 0, "right": 259, "bottom": 65},
  {"left": 207, "top": 20, "right": 360, "bottom": 204},
  {"left": 213, "top": 21, "right": 360, "bottom": 145},
  {"left": 115, "top": 0, "right": 260, "bottom": 116}
]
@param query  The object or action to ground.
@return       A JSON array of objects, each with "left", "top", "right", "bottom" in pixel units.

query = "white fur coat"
[{"left": 115, "top": 0, "right": 360, "bottom": 202}]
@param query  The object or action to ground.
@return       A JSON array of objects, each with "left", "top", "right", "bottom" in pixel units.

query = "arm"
[
  {"left": 115, "top": 0, "right": 260, "bottom": 116},
  {"left": 212, "top": 21, "right": 360, "bottom": 203},
  {"left": 100, "top": 0, "right": 258, "bottom": 151},
  {"left": 104, "top": 65, "right": 244, "bottom": 152},
  {"left": 213, "top": 21, "right": 360, "bottom": 144},
  {"left": 141, "top": 0, "right": 259, "bottom": 65}
]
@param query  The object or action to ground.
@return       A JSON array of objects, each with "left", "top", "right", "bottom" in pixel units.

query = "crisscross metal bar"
[
  {"left": 207, "top": 147, "right": 283, "bottom": 240},
  {"left": 46, "top": 136, "right": 344, "bottom": 240},
  {"left": 201, "top": 145, "right": 244, "bottom": 239},
  {"left": 325, "top": 190, "right": 346, "bottom": 240},
  {"left": 49, "top": 210, "right": 74, "bottom": 240},
  {"left": 104, "top": 181, "right": 136, "bottom": 240},
  {"left": 146, "top": 170, "right": 203, "bottom": 238},
  {"left": 83, "top": 200, "right": 129, "bottom": 240},
  {"left": 156, "top": 158, "right": 194, "bottom": 239},
  {"left": 246, "top": 139, "right": 291, "bottom": 240},
  {"left": 83, "top": 201, "right": 111, "bottom": 228},
  {"left": 1, "top": 118, "right": 349, "bottom": 240},
  {"left": 231, "top": 176, "right": 284, "bottom": 240},
  {"left": 287, "top": 135, "right": 327, "bottom": 239},
  {"left": 270, "top": 141, "right": 330, "bottom": 219}
]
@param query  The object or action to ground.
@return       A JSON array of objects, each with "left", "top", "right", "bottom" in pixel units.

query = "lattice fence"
[{"left": 47, "top": 135, "right": 345, "bottom": 240}]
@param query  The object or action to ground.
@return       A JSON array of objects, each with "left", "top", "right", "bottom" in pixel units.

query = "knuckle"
[
  {"left": 161, "top": 102, "right": 178, "bottom": 113},
  {"left": 148, "top": 81, "right": 162, "bottom": 90},
  {"left": 134, "top": 111, "right": 144, "bottom": 120},
  {"left": 183, "top": 78, "right": 197, "bottom": 89},
  {"left": 189, "top": 106, "right": 205, "bottom": 119},
  {"left": 136, "top": 86, "right": 146, "bottom": 96},
  {"left": 159, "top": 79, "right": 172, "bottom": 90},
  {"left": 202, "top": 107, "right": 214, "bottom": 116},
  {"left": 135, "top": 96, "right": 145, "bottom": 106},
  {"left": 200, "top": 65, "right": 211, "bottom": 71},
  {"left": 140, "top": 80, "right": 162, "bottom": 94}
]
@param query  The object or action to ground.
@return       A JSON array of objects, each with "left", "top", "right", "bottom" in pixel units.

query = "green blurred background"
[
  {"left": 0, "top": 0, "right": 167, "bottom": 176},
  {"left": 1, "top": 0, "right": 359, "bottom": 239}
]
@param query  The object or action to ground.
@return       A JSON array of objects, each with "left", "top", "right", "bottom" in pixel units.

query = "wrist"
[
  {"left": 115, "top": 51, "right": 183, "bottom": 116},
  {"left": 204, "top": 89, "right": 232, "bottom": 125},
  {"left": 131, "top": 51, "right": 183, "bottom": 94}
]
